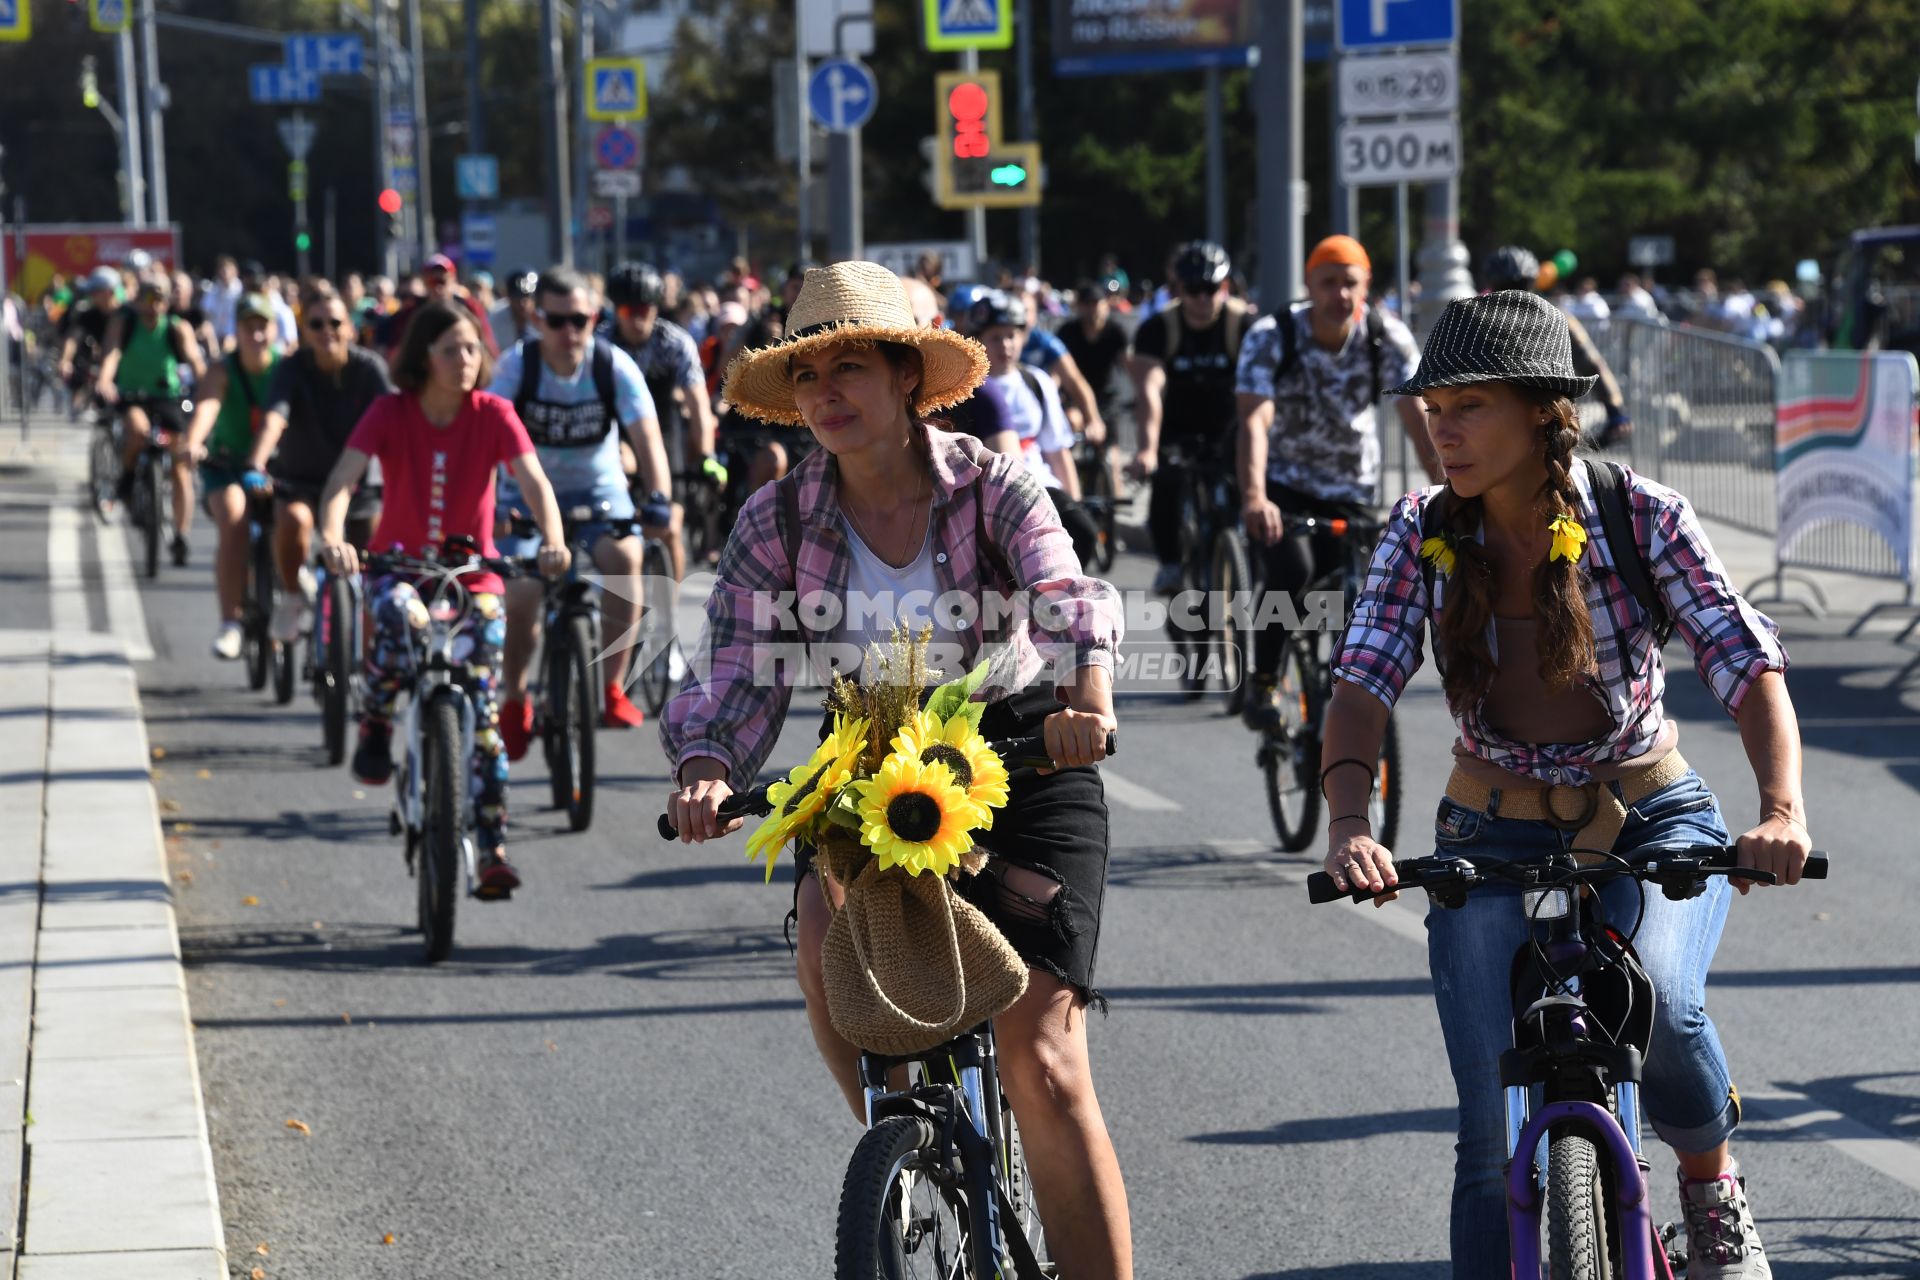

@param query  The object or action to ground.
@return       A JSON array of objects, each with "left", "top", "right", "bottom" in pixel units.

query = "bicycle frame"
[{"left": 384, "top": 573, "right": 485, "bottom": 896}]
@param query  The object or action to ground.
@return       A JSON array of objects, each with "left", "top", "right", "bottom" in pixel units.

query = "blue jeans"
[{"left": 1423, "top": 769, "right": 1738, "bottom": 1276}]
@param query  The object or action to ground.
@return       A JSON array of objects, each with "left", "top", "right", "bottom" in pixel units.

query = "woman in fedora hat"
[
  {"left": 660, "top": 261, "right": 1133, "bottom": 1276},
  {"left": 1318, "top": 290, "right": 1811, "bottom": 1278}
]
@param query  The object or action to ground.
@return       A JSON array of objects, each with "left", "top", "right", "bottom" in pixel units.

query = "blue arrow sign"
[
  {"left": 808, "top": 58, "right": 877, "bottom": 133},
  {"left": 1337, "top": 0, "right": 1456, "bottom": 50},
  {"left": 249, "top": 65, "right": 321, "bottom": 104},
  {"left": 285, "top": 33, "right": 364, "bottom": 76},
  {"left": 455, "top": 154, "right": 499, "bottom": 200}
]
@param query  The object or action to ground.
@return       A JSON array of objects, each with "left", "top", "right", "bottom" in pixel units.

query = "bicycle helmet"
[
  {"left": 503, "top": 267, "right": 539, "bottom": 300},
  {"left": 942, "top": 282, "right": 990, "bottom": 331},
  {"left": 606, "top": 261, "right": 666, "bottom": 308},
  {"left": 1172, "top": 240, "right": 1231, "bottom": 290},
  {"left": 967, "top": 289, "right": 1028, "bottom": 334},
  {"left": 84, "top": 267, "right": 121, "bottom": 294},
  {"left": 1481, "top": 245, "right": 1541, "bottom": 292}
]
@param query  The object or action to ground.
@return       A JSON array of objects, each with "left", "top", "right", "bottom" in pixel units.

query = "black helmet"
[
  {"left": 1172, "top": 240, "right": 1231, "bottom": 289},
  {"left": 607, "top": 261, "right": 666, "bottom": 308},
  {"left": 503, "top": 267, "right": 539, "bottom": 299},
  {"left": 1481, "top": 245, "right": 1540, "bottom": 292},
  {"left": 967, "top": 289, "right": 1028, "bottom": 333}
]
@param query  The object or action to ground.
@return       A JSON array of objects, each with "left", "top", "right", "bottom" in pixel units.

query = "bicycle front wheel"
[
  {"left": 547, "top": 615, "right": 597, "bottom": 832},
  {"left": 1211, "top": 527, "right": 1253, "bottom": 717},
  {"left": 137, "top": 460, "right": 162, "bottom": 579},
  {"left": 245, "top": 528, "right": 274, "bottom": 692},
  {"left": 418, "top": 694, "right": 463, "bottom": 964},
  {"left": 1546, "top": 1128, "right": 1612, "bottom": 1280},
  {"left": 836, "top": 1115, "right": 974, "bottom": 1280},
  {"left": 1372, "top": 713, "right": 1403, "bottom": 854},
  {"left": 320, "top": 575, "right": 354, "bottom": 765},
  {"left": 634, "top": 538, "right": 676, "bottom": 715},
  {"left": 88, "top": 426, "right": 118, "bottom": 519},
  {"left": 1261, "top": 637, "right": 1321, "bottom": 852},
  {"left": 1086, "top": 455, "right": 1117, "bottom": 573}
]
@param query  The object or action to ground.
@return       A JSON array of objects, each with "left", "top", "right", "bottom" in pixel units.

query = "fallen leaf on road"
[
  {"left": 382, "top": 1232, "right": 396, "bottom": 1245},
  {"left": 1813, "top": 911, "right": 1831, "bottom": 921},
  {"left": 256, "top": 1242, "right": 270, "bottom": 1255},
  {"left": 311, "top": 921, "right": 324, "bottom": 929},
  {"left": 342, "top": 1012, "right": 352, "bottom": 1024},
  {"left": 210, "top": 840, "right": 223, "bottom": 849},
  {"left": 196, "top": 769, "right": 212, "bottom": 779},
  {"left": 285, "top": 1119, "right": 311, "bottom": 1137},
  {"left": 352, "top": 789, "right": 366, "bottom": 800},
  {"left": 176, "top": 870, "right": 193, "bottom": 884},
  {"left": 242, "top": 896, "right": 259, "bottom": 907},
  {"left": 151, "top": 747, "right": 166, "bottom": 760},
  {"left": 251, "top": 1268, "right": 265, "bottom": 1280},
  {"left": 173, "top": 822, "right": 195, "bottom": 833},
  {"left": 272, "top": 998, "right": 287, "bottom": 1007},
  {"left": 546, "top": 1040, "right": 558, "bottom": 1053},
  {"left": 160, "top": 799, "right": 181, "bottom": 813}
]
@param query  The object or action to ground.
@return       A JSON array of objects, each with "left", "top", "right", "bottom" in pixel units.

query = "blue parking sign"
[{"left": 1336, "top": 0, "right": 1456, "bottom": 51}]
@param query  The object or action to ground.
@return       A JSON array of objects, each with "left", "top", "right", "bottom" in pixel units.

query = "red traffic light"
[{"left": 377, "top": 188, "right": 403, "bottom": 215}]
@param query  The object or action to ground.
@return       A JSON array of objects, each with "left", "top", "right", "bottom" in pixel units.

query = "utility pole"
[
  {"left": 116, "top": 25, "right": 147, "bottom": 227},
  {"left": 1204, "top": 66, "right": 1226, "bottom": 247},
  {"left": 794, "top": 0, "right": 811, "bottom": 263},
  {"left": 960, "top": 49, "right": 985, "bottom": 268},
  {"left": 1415, "top": 181, "right": 1473, "bottom": 340},
  {"left": 575, "top": 0, "right": 594, "bottom": 265},
  {"left": 539, "top": 0, "right": 572, "bottom": 265},
  {"left": 373, "top": 0, "right": 396, "bottom": 277},
  {"left": 1015, "top": 0, "right": 1037, "bottom": 273},
  {"left": 406, "top": 0, "right": 433, "bottom": 258},
  {"left": 138, "top": 0, "right": 168, "bottom": 226},
  {"left": 1254, "top": 0, "right": 1304, "bottom": 308}
]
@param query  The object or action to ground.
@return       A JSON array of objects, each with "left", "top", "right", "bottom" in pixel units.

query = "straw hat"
[{"left": 721, "top": 260, "right": 989, "bottom": 427}]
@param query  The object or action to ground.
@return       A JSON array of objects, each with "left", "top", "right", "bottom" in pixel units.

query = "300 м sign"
[{"left": 1336, "top": 119, "right": 1460, "bottom": 187}]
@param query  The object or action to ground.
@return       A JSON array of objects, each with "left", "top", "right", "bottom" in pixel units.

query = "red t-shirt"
[{"left": 346, "top": 390, "right": 533, "bottom": 594}]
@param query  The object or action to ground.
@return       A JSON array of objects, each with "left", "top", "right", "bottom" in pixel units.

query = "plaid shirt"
[
  {"left": 1335, "top": 463, "right": 1789, "bottom": 784},
  {"left": 661, "top": 426, "right": 1123, "bottom": 788}
]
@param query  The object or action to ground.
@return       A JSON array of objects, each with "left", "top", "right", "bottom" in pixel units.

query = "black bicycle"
[
  {"left": 1310, "top": 844, "right": 1829, "bottom": 1279},
  {"left": 1159, "top": 437, "right": 1242, "bottom": 702},
  {"left": 238, "top": 488, "right": 280, "bottom": 695},
  {"left": 84, "top": 400, "right": 121, "bottom": 521},
  {"left": 311, "top": 558, "right": 364, "bottom": 766},
  {"left": 1072, "top": 433, "right": 1120, "bottom": 574},
  {"left": 655, "top": 730, "right": 1117, "bottom": 1279},
  {"left": 117, "top": 395, "right": 188, "bottom": 579},
  {"left": 1253, "top": 513, "right": 1401, "bottom": 854}
]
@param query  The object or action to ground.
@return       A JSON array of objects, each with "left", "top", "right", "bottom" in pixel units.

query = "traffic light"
[
  {"left": 932, "top": 70, "right": 1041, "bottom": 210},
  {"left": 79, "top": 56, "right": 100, "bottom": 109},
  {"left": 294, "top": 231, "right": 312, "bottom": 253},
  {"left": 377, "top": 188, "right": 403, "bottom": 216}
]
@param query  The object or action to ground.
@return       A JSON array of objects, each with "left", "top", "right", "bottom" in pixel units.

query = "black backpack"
[
  {"left": 1418, "top": 458, "right": 1673, "bottom": 646},
  {"left": 512, "top": 335, "right": 618, "bottom": 428},
  {"left": 1264, "top": 301, "right": 1389, "bottom": 405}
]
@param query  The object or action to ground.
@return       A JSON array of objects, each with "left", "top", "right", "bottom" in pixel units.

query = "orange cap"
[{"left": 1306, "top": 235, "right": 1372, "bottom": 275}]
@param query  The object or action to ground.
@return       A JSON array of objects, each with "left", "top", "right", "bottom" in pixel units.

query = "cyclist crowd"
[{"left": 24, "top": 230, "right": 1816, "bottom": 1280}]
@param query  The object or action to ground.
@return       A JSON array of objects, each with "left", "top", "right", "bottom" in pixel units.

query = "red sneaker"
[
  {"left": 602, "top": 680, "right": 645, "bottom": 729},
  {"left": 475, "top": 849, "right": 522, "bottom": 900},
  {"left": 499, "top": 696, "right": 534, "bottom": 761}
]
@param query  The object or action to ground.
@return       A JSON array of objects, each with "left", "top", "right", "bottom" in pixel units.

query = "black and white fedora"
[{"left": 1387, "top": 289, "right": 1597, "bottom": 399}]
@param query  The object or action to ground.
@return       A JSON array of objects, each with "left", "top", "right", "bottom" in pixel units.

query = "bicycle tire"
[
  {"left": 88, "top": 424, "right": 118, "bottom": 519},
  {"left": 998, "top": 1107, "right": 1051, "bottom": 1273},
  {"left": 1546, "top": 1128, "right": 1612, "bottom": 1280},
  {"left": 835, "top": 1115, "right": 973, "bottom": 1280},
  {"left": 418, "top": 694, "right": 463, "bottom": 964},
  {"left": 1262, "top": 637, "right": 1321, "bottom": 852},
  {"left": 321, "top": 575, "right": 353, "bottom": 766},
  {"left": 245, "top": 527, "right": 273, "bottom": 692},
  {"left": 635, "top": 538, "right": 676, "bottom": 715},
  {"left": 1211, "top": 527, "right": 1253, "bottom": 717},
  {"left": 1086, "top": 455, "right": 1117, "bottom": 573},
  {"left": 138, "top": 459, "right": 162, "bottom": 580},
  {"left": 548, "top": 615, "right": 597, "bottom": 832},
  {"left": 1372, "top": 713, "right": 1403, "bottom": 855}
]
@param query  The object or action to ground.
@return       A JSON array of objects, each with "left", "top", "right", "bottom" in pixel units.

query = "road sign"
[
  {"left": 584, "top": 205, "right": 615, "bottom": 232},
  {"left": 1338, "top": 49, "right": 1457, "bottom": 117},
  {"left": 1628, "top": 236, "right": 1676, "bottom": 268},
  {"left": 1336, "top": 117, "right": 1459, "bottom": 185},
  {"left": 455, "top": 154, "right": 499, "bottom": 200},
  {"left": 587, "top": 59, "right": 647, "bottom": 122},
  {"left": 808, "top": 59, "right": 877, "bottom": 133},
  {"left": 800, "top": 0, "right": 874, "bottom": 57},
  {"left": 1336, "top": 0, "right": 1456, "bottom": 51},
  {"left": 89, "top": 0, "right": 127, "bottom": 35},
  {"left": 249, "top": 65, "right": 320, "bottom": 105},
  {"left": 923, "top": 0, "right": 1012, "bottom": 51},
  {"left": 0, "top": 0, "right": 30, "bottom": 43},
  {"left": 276, "top": 116, "right": 318, "bottom": 161},
  {"left": 593, "top": 125, "right": 639, "bottom": 171},
  {"left": 287, "top": 161, "right": 308, "bottom": 201},
  {"left": 461, "top": 212, "right": 497, "bottom": 264},
  {"left": 592, "top": 170, "right": 642, "bottom": 199},
  {"left": 284, "top": 33, "right": 364, "bottom": 76}
]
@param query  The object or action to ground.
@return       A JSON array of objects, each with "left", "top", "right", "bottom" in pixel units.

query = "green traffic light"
[
  {"left": 82, "top": 90, "right": 100, "bottom": 109},
  {"left": 989, "top": 164, "right": 1027, "bottom": 187},
  {"left": 295, "top": 232, "right": 312, "bottom": 252}
]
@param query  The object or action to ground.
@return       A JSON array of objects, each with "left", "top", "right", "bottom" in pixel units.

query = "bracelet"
[
  {"left": 1328, "top": 813, "right": 1371, "bottom": 829},
  {"left": 1319, "top": 756, "right": 1377, "bottom": 795}
]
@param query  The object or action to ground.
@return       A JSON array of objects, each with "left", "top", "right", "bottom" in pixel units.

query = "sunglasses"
[
  {"left": 306, "top": 316, "right": 345, "bottom": 331},
  {"left": 543, "top": 312, "right": 593, "bottom": 331}
]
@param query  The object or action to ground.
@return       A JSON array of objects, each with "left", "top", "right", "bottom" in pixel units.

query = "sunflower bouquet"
[{"left": 742, "top": 626, "right": 1011, "bottom": 884}]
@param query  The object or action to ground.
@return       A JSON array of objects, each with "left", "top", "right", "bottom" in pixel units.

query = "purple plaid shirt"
[
  {"left": 1335, "top": 463, "right": 1789, "bottom": 784},
  {"left": 661, "top": 426, "right": 1123, "bottom": 788}
]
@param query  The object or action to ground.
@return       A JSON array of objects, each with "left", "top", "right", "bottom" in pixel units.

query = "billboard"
[
  {"left": 1775, "top": 351, "right": 1920, "bottom": 583},
  {"left": 3, "top": 224, "right": 182, "bottom": 301},
  {"left": 1052, "top": 0, "right": 1255, "bottom": 75}
]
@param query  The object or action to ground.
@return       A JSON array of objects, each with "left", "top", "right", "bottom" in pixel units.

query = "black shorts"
[
  {"left": 270, "top": 474, "right": 382, "bottom": 522},
  {"left": 792, "top": 685, "right": 1112, "bottom": 1007}
]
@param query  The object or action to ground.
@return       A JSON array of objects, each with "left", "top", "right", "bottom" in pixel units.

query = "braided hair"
[{"left": 1432, "top": 392, "right": 1597, "bottom": 713}]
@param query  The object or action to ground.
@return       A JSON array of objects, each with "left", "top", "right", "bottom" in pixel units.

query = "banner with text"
[
  {"left": 4, "top": 224, "right": 182, "bottom": 302},
  {"left": 1051, "top": 0, "right": 1255, "bottom": 75},
  {"left": 1775, "top": 351, "right": 1919, "bottom": 583}
]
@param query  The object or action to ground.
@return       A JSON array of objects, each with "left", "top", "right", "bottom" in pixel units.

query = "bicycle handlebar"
[
  {"left": 656, "top": 729, "right": 1118, "bottom": 839},
  {"left": 1306, "top": 846, "right": 1830, "bottom": 906},
  {"left": 503, "top": 510, "right": 645, "bottom": 543}
]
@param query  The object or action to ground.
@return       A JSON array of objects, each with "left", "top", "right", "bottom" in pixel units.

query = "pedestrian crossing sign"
[
  {"left": 90, "top": 0, "right": 128, "bottom": 35},
  {"left": 0, "top": 0, "right": 31, "bottom": 44},
  {"left": 923, "top": 0, "right": 1011, "bottom": 52},
  {"left": 587, "top": 58, "right": 648, "bottom": 122}
]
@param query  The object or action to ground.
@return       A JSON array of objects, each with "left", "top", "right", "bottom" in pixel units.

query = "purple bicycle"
[{"left": 1309, "top": 844, "right": 1828, "bottom": 1279}]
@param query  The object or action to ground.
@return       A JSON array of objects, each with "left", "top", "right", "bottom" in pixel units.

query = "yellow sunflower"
[
  {"left": 744, "top": 714, "right": 869, "bottom": 880},
  {"left": 853, "top": 752, "right": 984, "bottom": 878},
  {"left": 1547, "top": 514, "right": 1589, "bottom": 565},
  {"left": 891, "top": 710, "right": 1011, "bottom": 826}
]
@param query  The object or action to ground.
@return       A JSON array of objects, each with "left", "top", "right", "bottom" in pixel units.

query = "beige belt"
[{"left": 1443, "top": 751, "right": 1692, "bottom": 864}]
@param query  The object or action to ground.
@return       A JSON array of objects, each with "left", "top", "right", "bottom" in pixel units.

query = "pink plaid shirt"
[
  {"left": 1335, "top": 463, "right": 1789, "bottom": 785},
  {"left": 661, "top": 425, "right": 1123, "bottom": 788}
]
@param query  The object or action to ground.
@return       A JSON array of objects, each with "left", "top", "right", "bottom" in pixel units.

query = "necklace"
[{"left": 845, "top": 474, "right": 929, "bottom": 568}]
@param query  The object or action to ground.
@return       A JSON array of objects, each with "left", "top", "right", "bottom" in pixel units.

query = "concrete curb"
[{"left": 2, "top": 631, "right": 225, "bottom": 1280}]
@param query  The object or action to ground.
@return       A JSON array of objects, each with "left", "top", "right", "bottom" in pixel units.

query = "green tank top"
[
  {"left": 115, "top": 315, "right": 184, "bottom": 398},
  {"left": 208, "top": 350, "right": 279, "bottom": 461}
]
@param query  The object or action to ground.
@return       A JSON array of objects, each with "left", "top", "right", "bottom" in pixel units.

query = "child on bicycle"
[
  {"left": 315, "top": 301, "right": 570, "bottom": 899},
  {"left": 1319, "top": 291, "right": 1811, "bottom": 1279},
  {"left": 662, "top": 262, "right": 1134, "bottom": 1280}
]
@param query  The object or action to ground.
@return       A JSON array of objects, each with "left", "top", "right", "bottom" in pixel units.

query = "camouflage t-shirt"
[{"left": 1235, "top": 302, "right": 1419, "bottom": 504}]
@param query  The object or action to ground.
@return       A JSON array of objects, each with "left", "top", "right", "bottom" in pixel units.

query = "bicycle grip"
[
  {"left": 656, "top": 787, "right": 766, "bottom": 840},
  {"left": 1802, "top": 851, "right": 1829, "bottom": 879},
  {"left": 1306, "top": 871, "right": 1347, "bottom": 904}
]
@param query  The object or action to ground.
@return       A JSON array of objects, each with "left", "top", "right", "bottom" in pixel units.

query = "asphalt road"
[{"left": 19, "top": 466, "right": 1917, "bottom": 1279}]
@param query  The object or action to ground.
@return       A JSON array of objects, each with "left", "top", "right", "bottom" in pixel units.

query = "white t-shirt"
[
  {"left": 990, "top": 365, "right": 1074, "bottom": 490},
  {"left": 823, "top": 513, "right": 971, "bottom": 685}
]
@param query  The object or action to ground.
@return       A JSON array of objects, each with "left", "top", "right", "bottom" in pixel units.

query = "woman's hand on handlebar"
[
  {"left": 1324, "top": 825, "right": 1399, "bottom": 905},
  {"left": 1734, "top": 812, "right": 1811, "bottom": 895},
  {"left": 669, "top": 758, "right": 739, "bottom": 844},
  {"left": 1039, "top": 708, "right": 1116, "bottom": 774},
  {"left": 536, "top": 542, "right": 571, "bottom": 579},
  {"left": 320, "top": 538, "right": 360, "bottom": 578}
]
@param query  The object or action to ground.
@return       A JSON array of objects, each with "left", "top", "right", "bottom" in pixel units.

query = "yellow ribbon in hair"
[{"left": 1547, "top": 514, "right": 1588, "bottom": 565}]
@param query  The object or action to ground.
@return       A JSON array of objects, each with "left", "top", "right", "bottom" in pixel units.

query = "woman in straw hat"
[
  {"left": 661, "top": 261, "right": 1132, "bottom": 1276},
  {"left": 1319, "top": 290, "right": 1812, "bottom": 1278}
]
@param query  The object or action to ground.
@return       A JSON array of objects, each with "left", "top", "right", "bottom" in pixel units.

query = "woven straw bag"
[{"left": 819, "top": 844, "right": 1028, "bottom": 1057}]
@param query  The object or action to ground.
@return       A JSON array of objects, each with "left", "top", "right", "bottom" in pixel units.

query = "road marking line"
[
  {"left": 1099, "top": 769, "right": 1180, "bottom": 812},
  {"left": 1742, "top": 1089, "right": 1920, "bottom": 1195},
  {"left": 95, "top": 518, "right": 155, "bottom": 660},
  {"left": 48, "top": 504, "right": 88, "bottom": 635}
]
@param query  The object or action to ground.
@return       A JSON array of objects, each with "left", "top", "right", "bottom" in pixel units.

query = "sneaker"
[
  {"left": 602, "top": 680, "right": 646, "bottom": 729},
  {"left": 1241, "top": 675, "right": 1284, "bottom": 733},
  {"left": 499, "top": 697, "right": 533, "bottom": 762},
  {"left": 210, "top": 621, "right": 244, "bottom": 661},
  {"left": 351, "top": 719, "right": 395, "bottom": 786},
  {"left": 475, "top": 849, "right": 522, "bottom": 899},
  {"left": 297, "top": 563, "right": 318, "bottom": 603},
  {"left": 1678, "top": 1162, "right": 1771, "bottom": 1279},
  {"left": 1151, "top": 562, "right": 1184, "bottom": 595},
  {"left": 270, "top": 595, "right": 309, "bottom": 644},
  {"left": 170, "top": 533, "right": 189, "bottom": 566}
]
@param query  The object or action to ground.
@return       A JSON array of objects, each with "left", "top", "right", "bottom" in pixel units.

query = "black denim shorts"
[{"left": 791, "top": 685, "right": 1113, "bottom": 1008}]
